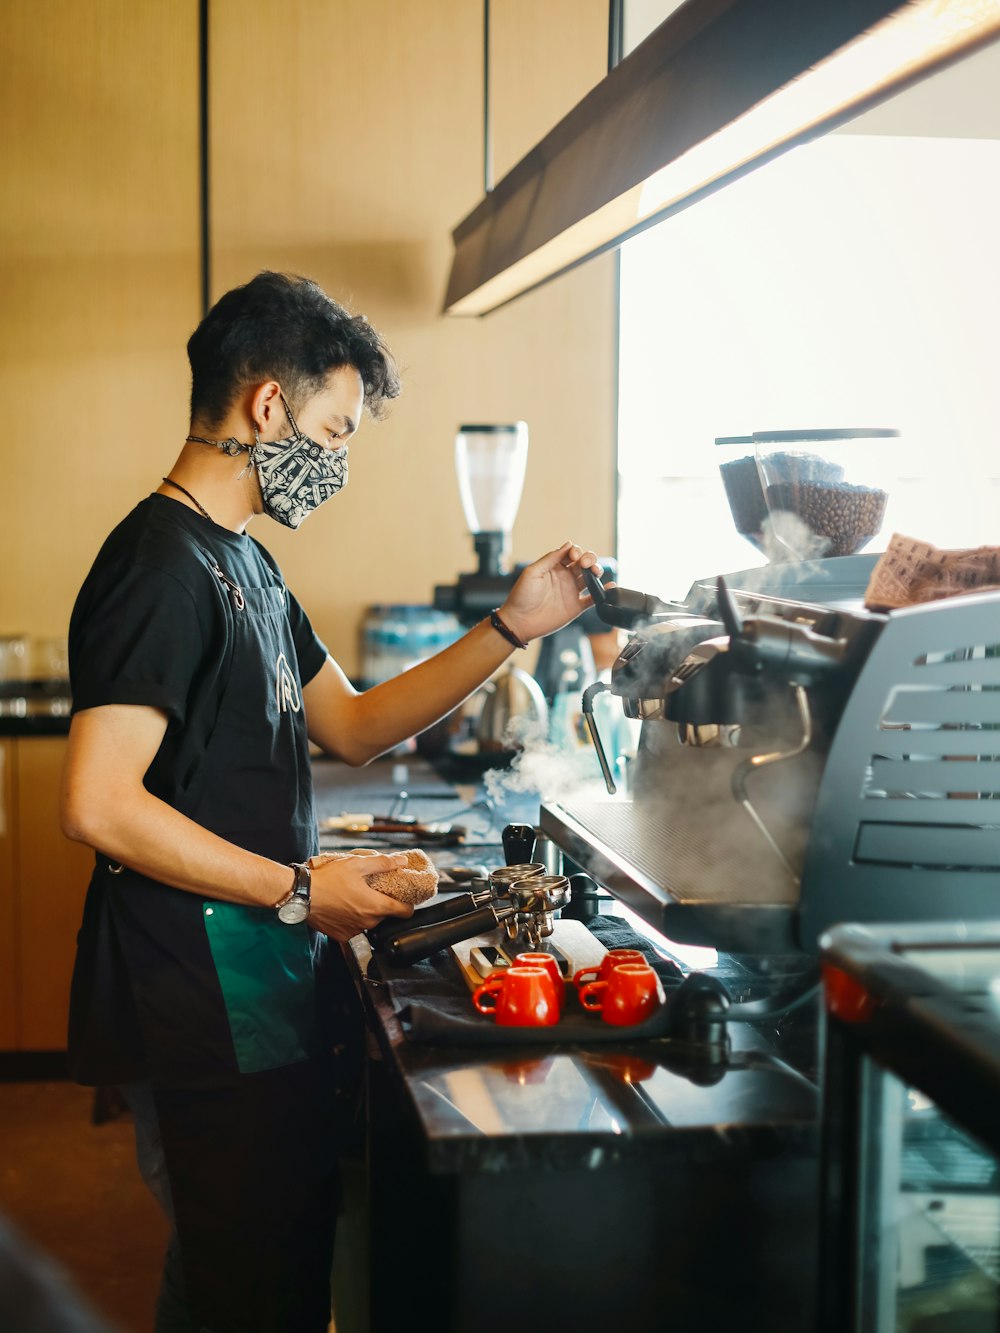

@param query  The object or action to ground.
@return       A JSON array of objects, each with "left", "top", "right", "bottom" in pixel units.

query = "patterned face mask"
[
  {"left": 251, "top": 394, "right": 348, "bottom": 529},
  {"left": 187, "top": 393, "right": 349, "bottom": 529}
]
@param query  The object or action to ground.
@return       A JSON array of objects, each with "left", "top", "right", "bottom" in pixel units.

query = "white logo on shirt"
[{"left": 275, "top": 653, "right": 301, "bottom": 713}]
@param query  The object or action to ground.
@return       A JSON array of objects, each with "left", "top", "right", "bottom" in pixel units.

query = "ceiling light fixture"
[{"left": 443, "top": 0, "right": 1000, "bottom": 317}]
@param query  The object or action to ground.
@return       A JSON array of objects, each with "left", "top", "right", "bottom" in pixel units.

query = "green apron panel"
[{"left": 203, "top": 901, "right": 318, "bottom": 1074}]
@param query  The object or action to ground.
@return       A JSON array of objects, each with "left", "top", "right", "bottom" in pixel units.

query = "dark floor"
[
  {"left": 1, "top": 1079, "right": 357, "bottom": 1332},
  {"left": 0, "top": 1079, "right": 168, "bottom": 1331}
]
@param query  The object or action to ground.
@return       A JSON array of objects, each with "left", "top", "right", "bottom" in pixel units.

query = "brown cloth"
[
  {"left": 864, "top": 533, "right": 1000, "bottom": 611},
  {"left": 314, "top": 847, "right": 439, "bottom": 905}
]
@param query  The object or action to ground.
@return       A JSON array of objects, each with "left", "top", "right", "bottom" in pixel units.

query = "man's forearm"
[
  {"left": 348, "top": 617, "right": 515, "bottom": 762},
  {"left": 65, "top": 786, "right": 294, "bottom": 908}
]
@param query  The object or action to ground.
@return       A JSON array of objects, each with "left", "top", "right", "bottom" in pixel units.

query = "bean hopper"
[{"left": 716, "top": 428, "right": 899, "bottom": 561}]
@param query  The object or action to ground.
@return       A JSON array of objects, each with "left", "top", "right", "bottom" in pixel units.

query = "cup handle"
[
  {"left": 579, "top": 979, "right": 607, "bottom": 1011},
  {"left": 473, "top": 975, "right": 505, "bottom": 1015},
  {"left": 573, "top": 966, "right": 599, "bottom": 988}
]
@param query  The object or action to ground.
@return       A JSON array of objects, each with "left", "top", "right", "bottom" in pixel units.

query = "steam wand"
[
  {"left": 581, "top": 681, "right": 617, "bottom": 794},
  {"left": 730, "top": 684, "right": 813, "bottom": 883}
]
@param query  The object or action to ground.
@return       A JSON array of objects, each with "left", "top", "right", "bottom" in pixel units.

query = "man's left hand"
[{"left": 499, "top": 540, "right": 602, "bottom": 644}]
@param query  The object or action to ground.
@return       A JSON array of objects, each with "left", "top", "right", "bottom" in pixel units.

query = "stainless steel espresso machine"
[
  {"left": 357, "top": 549, "right": 1000, "bottom": 1333},
  {"left": 543, "top": 556, "right": 1000, "bottom": 965}
]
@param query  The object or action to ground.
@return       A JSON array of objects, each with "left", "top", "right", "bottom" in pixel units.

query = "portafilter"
[
  {"left": 365, "top": 860, "right": 545, "bottom": 955},
  {"left": 370, "top": 870, "right": 569, "bottom": 966}
]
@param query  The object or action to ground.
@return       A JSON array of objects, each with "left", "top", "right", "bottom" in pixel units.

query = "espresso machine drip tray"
[{"left": 540, "top": 798, "right": 799, "bottom": 955}]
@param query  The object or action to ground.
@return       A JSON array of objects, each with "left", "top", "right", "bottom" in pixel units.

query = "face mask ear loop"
[
  {"left": 236, "top": 422, "right": 260, "bottom": 482},
  {"left": 279, "top": 392, "right": 304, "bottom": 441}
]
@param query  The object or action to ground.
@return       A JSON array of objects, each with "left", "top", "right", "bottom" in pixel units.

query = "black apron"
[{"left": 69, "top": 551, "right": 342, "bottom": 1333}]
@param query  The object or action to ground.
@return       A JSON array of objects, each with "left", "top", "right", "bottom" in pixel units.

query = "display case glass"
[
  {"left": 855, "top": 1064, "right": 999, "bottom": 1331},
  {"left": 820, "top": 923, "right": 1000, "bottom": 1333}
]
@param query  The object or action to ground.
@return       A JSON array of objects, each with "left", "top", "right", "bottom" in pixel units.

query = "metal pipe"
[
  {"left": 483, "top": 0, "right": 493, "bottom": 194},
  {"left": 607, "top": 0, "right": 624, "bottom": 72},
  {"left": 198, "top": 0, "right": 211, "bottom": 315},
  {"left": 582, "top": 681, "right": 617, "bottom": 794},
  {"left": 731, "top": 684, "right": 813, "bottom": 882}
]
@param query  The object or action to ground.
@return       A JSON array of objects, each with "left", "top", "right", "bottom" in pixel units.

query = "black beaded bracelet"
[{"left": 489, "top": 608, "right": 528, "bottom": 651}]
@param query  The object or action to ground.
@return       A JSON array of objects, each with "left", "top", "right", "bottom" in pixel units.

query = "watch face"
[{"left": 277, "top": 896, "right": 310, "bottom": 925}]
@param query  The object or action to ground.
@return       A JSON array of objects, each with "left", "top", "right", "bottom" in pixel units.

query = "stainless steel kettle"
[
  {"left": 415, "top": 663, "right": 549, "bottom": 773},
  {"left": 475, "top": 664, "right": 549, "bottom": 752}
]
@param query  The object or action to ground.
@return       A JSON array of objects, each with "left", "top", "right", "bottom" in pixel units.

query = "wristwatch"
[{"left": 276, "top": 862, "right": 312, "bottom": 924}]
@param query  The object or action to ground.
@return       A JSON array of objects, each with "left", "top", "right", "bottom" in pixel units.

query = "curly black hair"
[{"left": 187, "top": 271, "right": 401, "bottom": 428}]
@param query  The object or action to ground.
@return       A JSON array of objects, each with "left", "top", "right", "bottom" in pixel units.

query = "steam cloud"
[{"left": 482, "top": 713, "right": 617, "bottom": 807}]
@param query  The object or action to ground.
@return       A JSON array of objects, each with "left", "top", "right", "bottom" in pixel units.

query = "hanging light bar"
[{"left": 443, "top": 0, "right": 1000, "bottom": 317}]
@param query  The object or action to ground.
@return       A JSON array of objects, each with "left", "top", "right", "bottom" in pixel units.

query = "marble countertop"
[
  {"left": 347, "top": 930, "right": 818, "bottom": 1175},
  {"left": 313, "top": 754, "right": 820, "bottom": 1176}
]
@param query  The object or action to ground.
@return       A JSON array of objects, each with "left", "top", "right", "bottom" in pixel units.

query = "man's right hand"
[{"left": 306, "top": 851, "right": 414, "bottom": 941}]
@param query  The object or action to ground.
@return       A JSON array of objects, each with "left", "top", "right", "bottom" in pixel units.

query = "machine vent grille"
[{"left": 864, "top": 643, "right": 1000, "bottom": 802}]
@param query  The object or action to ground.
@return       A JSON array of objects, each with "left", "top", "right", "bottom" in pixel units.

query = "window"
[{"left": 616, "top": 35, "right": 1000, "bottom": 601}]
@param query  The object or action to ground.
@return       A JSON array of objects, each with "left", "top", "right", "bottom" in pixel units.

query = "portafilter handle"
[
  {"left": 366, "top": 887, "right": 493, "bottom": 952},
  {"left": 377, "top": 902, "right": 515, "bottom": 967},
  {"left": 373, "top": 874, "right": 569, "bottom": 966}
]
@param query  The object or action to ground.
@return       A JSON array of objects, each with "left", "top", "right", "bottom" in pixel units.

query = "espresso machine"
[{"left": 542, "top": 557, "right": 1000, "bottom": 961}]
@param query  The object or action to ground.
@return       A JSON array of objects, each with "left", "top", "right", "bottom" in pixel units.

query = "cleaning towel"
[
  {"left": 314, "top": 847, "right": 438, "bottom": 906},
  {"left": 865, "top": 532, "right": 1000, "bottom": 611}
]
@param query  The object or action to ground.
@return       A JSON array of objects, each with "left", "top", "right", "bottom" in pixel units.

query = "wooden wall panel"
[
  {"left": 0, "top": 0, "right": 616, "bottom": 678},
  {"left": 0, "top": 741, "right": 17, "bottom": 1050},
  {"left": 491, "top": 0, "right": 611, "bottom": 179},
  {"left": 15, "top": 738, "right": 94, "bottom": 1050},
  {"left": 0, "top": 0, "right": 201, "bottom": 641},
  {"left": 210, "top": 0, "right": 617, "bottom": 675}
]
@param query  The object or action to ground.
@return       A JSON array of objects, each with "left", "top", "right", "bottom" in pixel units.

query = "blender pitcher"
[{"left": 455, "top": 422, "right": 529, "bottom": 577}]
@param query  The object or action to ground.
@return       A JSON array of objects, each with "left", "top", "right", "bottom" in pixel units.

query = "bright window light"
[{"left": 617, "top": 131, "right": 1000, "bottom": 602}]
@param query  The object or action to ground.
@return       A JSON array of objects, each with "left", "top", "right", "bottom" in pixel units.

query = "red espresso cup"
[
  {"left": 573, "top": 949, "right": 647, "bottom": 991},
  {"left": 472, "top": 965, "right": 560, "bottom": 1027},
  {"left": 578, "top": 963, "right": 665, "bottom": 1027},
  {"left": 513, "top": 952, "right": 566, "bottom": 1011}
]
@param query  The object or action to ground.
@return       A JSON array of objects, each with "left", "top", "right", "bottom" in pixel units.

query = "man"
[{"left": 60, "top": 271, "right": 602, "bottom": 1333}]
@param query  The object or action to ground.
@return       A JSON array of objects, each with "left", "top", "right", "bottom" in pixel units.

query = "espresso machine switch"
[
  {"left": 502, "top": 822, "right": 537, "bottom": 864},
  {"left": 582, "top": 565, "right": 686, "bottom": 628},
  {"left": 715, "top": 575, "right": 849, "bottom": 686}
]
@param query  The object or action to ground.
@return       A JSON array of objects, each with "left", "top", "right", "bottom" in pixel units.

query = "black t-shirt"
[
  {"left": 69, "top": 493, "right": 328, "bottom": 825},
  {"left": 68, "top": 498, "right": 353, "bottom": 1320},
  {"left": 66, "top": 494, "right": 332, "bottom": 1084}
]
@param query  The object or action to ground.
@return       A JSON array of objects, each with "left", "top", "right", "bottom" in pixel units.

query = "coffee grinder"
[
  {"left": 424, "top": 423, "right": 550, "bottom": 766},
  {"left": 433, "top": 422, "right": 530, "bottom": 626}
]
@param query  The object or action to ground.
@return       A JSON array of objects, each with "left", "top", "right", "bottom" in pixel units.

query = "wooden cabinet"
[
  {"left": 0, "top": 739, "right": 17, "bottom": 1049},
  {"left": 0, "top": 735, "right": 94, "bottom": 1051}
]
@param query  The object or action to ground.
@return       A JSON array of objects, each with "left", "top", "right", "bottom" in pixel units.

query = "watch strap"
[
  {"left": 290, "top": 862, "right": 311, "bottom": 890},
  {"left": 275, "top": 864, "right": 306, "bottom": 910}
]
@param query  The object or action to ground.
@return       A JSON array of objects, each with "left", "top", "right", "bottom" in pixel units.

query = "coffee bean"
[
  {"left": 765, "top": 479, "right": 888, "bottom": 557},
  {"left": 721, "top": 450, "right": 846, "bottom": 552}
]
